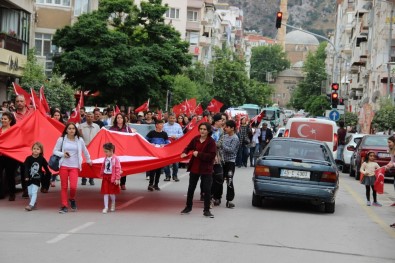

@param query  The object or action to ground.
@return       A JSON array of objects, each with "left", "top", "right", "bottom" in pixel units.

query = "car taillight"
[
  {"left": 321, "top": 172, "right": 337, "bottom": 183},
  {"left": 255, "top": 165, "right": 270, "bottom": 177},
  {"left": 284, "top": 129, "right": 289, "bottom": 137},
  {"left": 346, "top": 146, "right": 354, "bottom": 151},
  {"left": 333, "top": 133, "right": 338, "bottom": 152}
]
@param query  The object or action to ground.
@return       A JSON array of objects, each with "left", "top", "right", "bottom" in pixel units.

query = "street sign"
[
  {"left": 336, "top": 105, "right": 345, "bottom": 114},
  {"left": 329, "top": 109, "right": 340, "bottom": 121}
]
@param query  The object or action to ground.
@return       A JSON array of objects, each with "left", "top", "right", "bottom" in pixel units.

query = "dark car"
[
  {"left": 252, "top": 138, "right": 339, "bottom": 213},
  {"left": 349, "top": 135, "right": 395, "bottom": 180}
]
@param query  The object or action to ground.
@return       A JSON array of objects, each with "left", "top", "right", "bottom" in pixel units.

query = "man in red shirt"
[{"left": 14, "top": 95, "right": 32, "bottom": 122}]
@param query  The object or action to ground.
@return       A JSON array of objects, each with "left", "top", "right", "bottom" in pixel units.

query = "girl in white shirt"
[{"left": 360, "top": 152, "right": 381, "bottom": 207}]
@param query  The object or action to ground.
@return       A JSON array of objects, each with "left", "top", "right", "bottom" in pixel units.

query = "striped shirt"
[{"left": 221, "top": 133, "right": 239, "bottom": 162}]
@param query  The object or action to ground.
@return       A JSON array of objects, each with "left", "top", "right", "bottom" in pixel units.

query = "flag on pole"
[
  {"left": 13, "top": 82, "right": 32, "bottom": 106},
  {"left": 114, "top": 105, "right": 121, "bottom": 115},
  {"left": 135, "top": 99, "right": 150, "bottom": 113},
  {"left": 206, "top": 98, "right": 223, "bottom": 113},
  {"left": 30, "top": 88, "right": 42, "bottom": 112},
  {"left": 39, "top": 86, "right": 50, "bottom": 114}
]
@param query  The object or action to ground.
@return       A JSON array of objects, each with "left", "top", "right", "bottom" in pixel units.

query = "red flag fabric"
[
  {"left": 157, "top": 109, "right": 163, "bottom": 120},
  {"left": 206, "top": 98, "right": 223, "bottom": 113},
  {"left": 172, "top": 103, "right": 183, "bottom": 115},
  {"left": 250, "top": 111, "right": 265, "bottom": 124},
  {"left": 39, "top": 86, "right": 50, "bottom": 114},
  {"left": 0, "top": 111, "right": 61, "bottom": 163},
  {"left": 135, "top": 99, "right": 150, "bottom": 113},
  {"left": 114, "top": 105, "right": 121, "bottom": 115},
  {"left": 186, "top": 98, "right": 197, "bottom": 116},
  {"left": 195, "top": 104, "right": 203, "bottom": 115},
  {"left": 79, "top": 91, "right": 84, "bottom": 108},
  {"left": 13, "top": 82, "right": 32, "bottom": 106},
  {"left": 374, "top": 167, "right": 385, "bottom": 194},
  {"left": 184, "top": 117, "right": 197, "bottom": 131},
  {"left": 0, "top": 110, "right": 202, "bottom": 177},
  {"left": 68, "top": 104, "right": 81, "bottom": 123},
  {"left": 30, "top": 88, "right": 40, "bottom": 110}
]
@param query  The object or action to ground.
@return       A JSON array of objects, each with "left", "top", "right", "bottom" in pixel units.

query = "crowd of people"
[{"left": 0, "top": 96, "right": 277, "bottom": 218}]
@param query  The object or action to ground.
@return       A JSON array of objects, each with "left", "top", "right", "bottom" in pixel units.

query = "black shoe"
[
  {"left": 226, "top": 201, "right": 235, "bottom": 208},
  {"left": 164, "top": 177, "right": 171, "bottom": 181},
  {"left": 89, "top": 179, "right": 95, "bottom": 186},
  {"left": 154, "top": 186, "right": 161, "bottom": 191},
  {"left": 173, "top": 176, "right": 180, "bottom": 182},
  {"left": 59, "top": 206, "right": 68, "bottom": 214},
  {"left": 8, "top": 194, "right": 15, "bottom": 201},
  {"left": 244, "top": 164, "right": 247, "bottom": 167},
  {"left": 148, "top": 185, "right": 154, "bottom": 191},
  {"left": 69, "top": 199, "right": 77, "bottom": 211},
  {"left": 213, "top": 199, "right": 221, "bottom": 206},
  {"left": 203, "top": 210, "right": 214, "bottom": 218},
  {"left": 181, "top": 207, "right": 192, "bottom": 214},
  {"left": 81, "top": 181, "right": 86, "bottom": 185}
]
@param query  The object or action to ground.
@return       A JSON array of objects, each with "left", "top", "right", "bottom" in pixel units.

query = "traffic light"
[
  {"left": 331, "top": 83, "right": 339, "bottom": 91},
  {"left": 331, "top": 92, "right": 339, "bottom": 108},
  {"left": 276, "top": 12, "right": 283, "bottom": 29}
]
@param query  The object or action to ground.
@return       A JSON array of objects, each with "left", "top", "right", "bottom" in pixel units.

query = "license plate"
[
  {"left": 281, "top": 169, "right": 310, "bottom": 179},
  {"left": 378, "top": 153, "right": 390, "bottom": 158}
]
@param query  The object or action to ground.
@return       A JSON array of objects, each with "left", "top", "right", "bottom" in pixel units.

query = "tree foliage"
[
  {"left": 290, "top": 42, "right": 328, "bottom": 110},
  {"left": 341, "top": 111, "right": 358, "bottom": 128},
  {"left": 52, "top": 0, "right": 191, "bottom": 106},
  {"left": 19, "top": 49, "right": 75, "bottom": 111},
  {"left": 304, "top": 95, "right": 330, "bottom": 116},
  {"left": 371, "top": 98, "right": 395, "bottom": 131},
  {"left": 250, "top": 44, "right": 290, "bottom": 82}
]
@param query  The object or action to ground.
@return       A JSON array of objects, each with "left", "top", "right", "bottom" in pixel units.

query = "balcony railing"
[{"left": 0, "top": 33, "right": 23, "bottom": 54}]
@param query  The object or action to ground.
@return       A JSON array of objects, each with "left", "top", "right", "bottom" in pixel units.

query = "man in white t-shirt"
[{"left": 79, "top": 112, "right": 101, "bottom": 185}]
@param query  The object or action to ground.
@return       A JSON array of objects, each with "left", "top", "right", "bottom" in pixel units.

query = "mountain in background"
[{"left": 219, "top": 0, "right": 336, "bottom": 39}]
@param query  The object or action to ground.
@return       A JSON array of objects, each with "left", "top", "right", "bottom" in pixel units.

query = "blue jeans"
[
  {"left": 164, "top": 163, "right": 179, "bottom": 178},
  {"left": 28, "top": 184, "right": 39, "bottom": 207},
  {"left": 249, "top": 143, "right": 260, "bottom": 166},
  {"left": 236, "top": 144, "right": 249, "bottom": 167},
  {"left": 337, "top": 144, "right": 345, "bottom": 161}
]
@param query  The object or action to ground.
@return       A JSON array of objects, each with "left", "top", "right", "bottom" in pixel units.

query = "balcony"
[
  {"left": 186, "top": 21, "right": 200, "bottom": 31},
  {"left": 199, "top": 36, "right": 211, "bottom": 46},
  {"left": 343, "top": 43, "right": 352, "bottom": 54},
  {"left": 0, "top": 33, "right": 23, "bottom": 54},
  {"left": 0, "top": 48, "right": 26, "bottom": 77},
  {"left": 187, "top": 0, "right": 203, "bottom": 8}
]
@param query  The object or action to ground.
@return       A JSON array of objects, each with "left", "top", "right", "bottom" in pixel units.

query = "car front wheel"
[
  {"left": 325, "top": 202, "right": 335, "bottom": 213},
  {"left": 252, "top": 192, "right": 262, "bottom": 207}
]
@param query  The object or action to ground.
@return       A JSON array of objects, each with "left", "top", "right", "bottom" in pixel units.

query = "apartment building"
[
  {"left": 35, "top": 0, "right": 99, "bottom": 77},
  {"left": 330, "top": 0, "right": 393, "bottom": 133},
  {"left": 0, "top": 0, "right": 33, "bottom": 102}
]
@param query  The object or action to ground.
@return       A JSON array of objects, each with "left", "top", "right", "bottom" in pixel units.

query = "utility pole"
[{"left": 388, "top": 4, "right": 394, "bottom": 104}]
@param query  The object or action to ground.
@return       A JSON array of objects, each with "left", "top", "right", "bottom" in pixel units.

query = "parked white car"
[
  {"left": 341, "top": 133, "right": 365, "bottom": 173},
  {"left": 274, "top": 127, "right": 285, "bottom": 137}
]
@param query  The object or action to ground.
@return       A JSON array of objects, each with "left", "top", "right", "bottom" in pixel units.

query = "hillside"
[{"left": 219, "top": 0, "right": 336, "bottom": 39}]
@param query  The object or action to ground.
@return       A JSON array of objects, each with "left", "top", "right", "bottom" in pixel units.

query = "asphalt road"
[{"left": 0, "top": 167, "right": 394, "bottom": 263}]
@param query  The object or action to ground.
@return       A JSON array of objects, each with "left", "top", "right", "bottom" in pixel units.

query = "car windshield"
[
  {"left": 264, "top": 140, "right": 331, "bottom": 162},
  {"left": 262, "top": 110, "right": 276, "bottom": 120},
  {"left": 364, "top": 136, "right": 388, "bottom": 147}
]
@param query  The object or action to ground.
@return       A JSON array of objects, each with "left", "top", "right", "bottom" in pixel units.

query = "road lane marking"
[
  {"left": 342, "top": 181, "right": 395, "bottom": 239},
  {"left": 117, "top": 196, "right": 144, "bottom": 210},
  {"left": 46, "top": 222, "right": 95, "bottom": 244}
]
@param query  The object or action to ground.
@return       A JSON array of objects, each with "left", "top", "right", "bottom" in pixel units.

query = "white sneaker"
[
  {"left": 102, "top": 208, "right": 108, "bottom": 214},
  {"left": 110, "top": 204, "right": 115, "bottom": 212}
]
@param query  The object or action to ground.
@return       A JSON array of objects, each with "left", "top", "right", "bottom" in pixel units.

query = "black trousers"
[
  {"left": 148, "top": 168, "right": 161, "bottom": 186},
  {"left": 41, "top": 172, "right": 51, "bottom": 190},
  {"left": 0, "top": 156, "right": 18, "bottom": 197},
  {"left": 120, "top": 176, "right": 127, "bottom": 186},
  {"left": 186, "top": 172, "right": 213, "bottom": 212},
  {"left": 212, "top": 162, "right": 235, "bottom": 202}
]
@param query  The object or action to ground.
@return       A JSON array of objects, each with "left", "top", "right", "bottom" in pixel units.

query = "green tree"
[
  {"left": 18, "top": 49, "right": 75, "bottom": 111},
  {"left": 52, "top": 0, "right": 191, "bottom": 106},
  {"left": 341, "top": 111, "right": 358, "bottom": 128},
  {"left": 245, "top": 79, "right": 274, "bottom": 106},
  {"left": 371, "top": 98, "right": 395, "bottom": 131},
  {"left": 208, "top": 48, "right": 251, "bottom": 108},
  {"left": 304, "top": 95, "right": 330, "bottom": 116},
  {"left": 250, "top": 44, "right": 290, "bottom": 83},
  {"left": 291, "top": 42, "right": 328, "bottom": 110}
]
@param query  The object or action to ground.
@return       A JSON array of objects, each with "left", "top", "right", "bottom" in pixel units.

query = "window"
[
  {"left": 187, "top": 11, "right": 198, "bottom": 22},
  {"left": 74, "top": 0, "right": 90, "bottom": 16},
  {"left": 35, "top": 33, "right": 60, "bottom": 77},
  {"left": 165, "top": 8, "right": 180, "bottom": 19},
  {"left": 187, "top": 31, "right": 199, "bottom": 45},
  {"left": 36, "top": 0, "right": 70, "bottom": 7}
]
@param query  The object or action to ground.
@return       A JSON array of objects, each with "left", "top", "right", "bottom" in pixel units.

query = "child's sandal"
[{"left": 390, "top": 223, "right": 395, "bottom": 228}]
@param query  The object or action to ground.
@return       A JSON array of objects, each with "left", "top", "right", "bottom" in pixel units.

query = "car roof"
[{"left": 271, "top": 137, "right": 327, "bottom": 146}]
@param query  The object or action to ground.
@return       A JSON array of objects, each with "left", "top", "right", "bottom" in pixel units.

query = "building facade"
[{"left": 329, "top": 0, "right": 394, "bottom": 133}]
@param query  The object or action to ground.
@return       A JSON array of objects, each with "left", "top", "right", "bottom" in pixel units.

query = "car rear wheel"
[
  {"left": 252, "top": 192, "right": 262, "bottom": 207},
  {"left": 355, "top": 165, "right": 361, "bottom": 180},
  {"left": 342, "top": 164, "right": 349, "bottom": 173},
  {"left": 325, "top": 202, "right": 335, "bottom": 213},
  {"left": 349, "top": 164, "right": 355, "bottom": 177}
]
